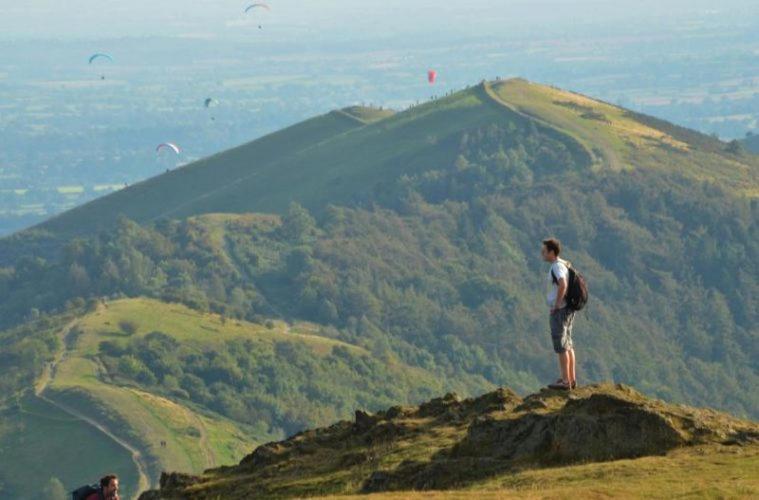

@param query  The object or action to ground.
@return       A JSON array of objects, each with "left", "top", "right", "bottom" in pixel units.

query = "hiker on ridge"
[{"left": 541, "top": 237, "right": 584, "bottom": 391}]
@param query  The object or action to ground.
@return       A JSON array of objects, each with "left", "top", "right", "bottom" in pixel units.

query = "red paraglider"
[{"left": 427, "top": 70, "right": 438, "bottom": 84}]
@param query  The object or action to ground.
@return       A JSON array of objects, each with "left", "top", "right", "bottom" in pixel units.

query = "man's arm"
[{"left": 552, "top": 278, "right": 567, "bottom": 312}]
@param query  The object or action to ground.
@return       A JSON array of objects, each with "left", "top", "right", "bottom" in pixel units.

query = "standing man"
[{"left": 541, "top": 238, "right": 577, "bottom": 390}]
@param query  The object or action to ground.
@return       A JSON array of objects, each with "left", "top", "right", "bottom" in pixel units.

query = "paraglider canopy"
[
  {"left": 244, "top": 3, "right": 271, "bottom": 13},
  {"left": 88, "top": 53, "right": 113, "bottom": 64},
  {"left": 428, "top": 70, "right": 438, "bottom": 84},
  {"left": 156, "top": 143, "right": 181, "bottom": 155}
]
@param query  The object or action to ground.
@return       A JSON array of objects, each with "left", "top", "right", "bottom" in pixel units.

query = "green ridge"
[{"left": 3, "top": 79, "right": 756, "bottom": 261}]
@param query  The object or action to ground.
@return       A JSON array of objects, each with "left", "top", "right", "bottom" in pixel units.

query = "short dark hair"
[
  {"left": 100, "top": 475, "right": 118, "bottom": 489},
  {"left": 542, "top": 238, "right": 561, "bottom": 256}
]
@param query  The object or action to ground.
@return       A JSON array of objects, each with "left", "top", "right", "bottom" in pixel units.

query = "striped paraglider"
[{"left": 156, "top": 143, "right": 181, "bottom": 155}]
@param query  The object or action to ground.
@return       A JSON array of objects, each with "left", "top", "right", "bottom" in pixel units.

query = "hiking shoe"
[
  {"left": 571, "top": 381, "right": 577, "bottom": 389},
  {"left": 548, "top": 379, "right": 571, "bottom": 391}
]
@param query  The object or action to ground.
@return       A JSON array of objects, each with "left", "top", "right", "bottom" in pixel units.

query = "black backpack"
[
  {"left": 552, "top": 261, "right": 589, "bottom": 312},
  {"left": 72, "top": 484, "right": 101, "bottom": 500}
]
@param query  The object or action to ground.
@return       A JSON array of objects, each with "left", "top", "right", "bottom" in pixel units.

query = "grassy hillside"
[
  {"left": 8, "top": 79, "right": 756, "bottom": 246},
  {"left": 3, "top": 165, "right": 756, "bottom": 415},
  {"left": 337, "top": 106, "right": 396, "bottom": 124},
  {"left": 8, "top": 108, "right": 363, "bottom": 244},
  {"left": 0, "top": 301, "right": 259, "bottom": 499},
  {"left": 1, "top": 297, "right": 490, "bottom": 498},
  {"left": 487, "top": 79, "right": 757, "bottom": 192},
  {"left": 0, "top": 80, "right": 587, "bottom": 260},
  {"left": 42, "top": 301, "right": 268, "bottom": 475},
  {"left": 140, "top": 384, "right": 759, "bottom": 499}
]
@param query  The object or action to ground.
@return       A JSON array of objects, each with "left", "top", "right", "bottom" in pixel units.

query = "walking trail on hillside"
[{"left": 34, "top": 309, "right": 151, "bottom": 500}]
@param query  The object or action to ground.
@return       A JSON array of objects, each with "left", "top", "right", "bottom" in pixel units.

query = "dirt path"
[
  {"left": 38, "top": 392, "right": 151, "bottom": 498},
  {"left": 34, "top": 313, "right": 152, "bottom": 500},
  {"left": 190, "top": 412, "right": 215, "bottom": 469},
  {"left": 33, "top": 317, "right": 78, "bottom": 397}
]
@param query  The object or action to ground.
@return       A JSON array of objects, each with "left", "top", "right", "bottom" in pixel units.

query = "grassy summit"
[
  {"left": 487, "top": 79, "right": 757, "bottom": 193},
  {"left": 140, "top": 384, "right": 759, "bottom": 499}
]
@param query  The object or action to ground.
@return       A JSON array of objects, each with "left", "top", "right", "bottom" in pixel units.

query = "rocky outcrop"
[
  {"left": 453, "top": 393, "right": 688, "bottom": 463},
  {"left": 140, "top": 383, "right": 759, "bottom": 499}
]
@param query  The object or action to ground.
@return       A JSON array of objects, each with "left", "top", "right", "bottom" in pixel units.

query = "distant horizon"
[{"left": 2, "top": 0, "right": 755, "bottom": 40}]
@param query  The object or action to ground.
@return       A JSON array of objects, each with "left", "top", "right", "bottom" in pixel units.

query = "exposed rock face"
[
  {"left": 454, "top": 393, "right": 687, "bottom": 463},
  {"left": 353, "top": 409, "right": 376, "bottom": 431},
  {"left": 139, "top": 383, "right": 759, "bottom": 499},
  {"left": 239, "top": 441, "right": 290, "bottom": 469},
  {"left": 160, "top": 472, "right": 201, "bottom": 489}
]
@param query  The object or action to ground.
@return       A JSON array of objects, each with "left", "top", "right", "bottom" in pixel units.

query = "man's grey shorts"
[{"left": 550, "top": 307, "right": 576, "bottom": 354}]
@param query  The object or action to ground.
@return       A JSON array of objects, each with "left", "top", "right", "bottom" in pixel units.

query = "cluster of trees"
[
  {"left": 0, "top": 118, "right": 756, "bottom": 418},
  {"left": 100, "top": 331, "right": 447, "bottom": 437},
  {"left": 0, "top": 313, "right": 66, "bottom": 403}
]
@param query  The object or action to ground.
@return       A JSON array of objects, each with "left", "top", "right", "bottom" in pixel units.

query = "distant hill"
[
  {"left": 3, "top": 79, "right": 756, "bottom": 263},
  {"left": 139, "top": 384, "right": 759, "bottom": 499}
]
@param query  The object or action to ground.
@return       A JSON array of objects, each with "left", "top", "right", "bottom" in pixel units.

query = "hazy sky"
[{"left": 2, "top": 0, "right": 756, "bottom": 40}]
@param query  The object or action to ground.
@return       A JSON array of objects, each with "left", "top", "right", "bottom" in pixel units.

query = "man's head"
[
  {"left": 100, "top": 475, "right": 119, "bottom": 499},
  {"left": 541, "top": 238, "right": 561, "bottom": 262}
]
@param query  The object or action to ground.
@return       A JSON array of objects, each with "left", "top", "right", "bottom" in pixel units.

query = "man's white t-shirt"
[{"left": 546, "top": 259, "right": 569, "bottom": 309}]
